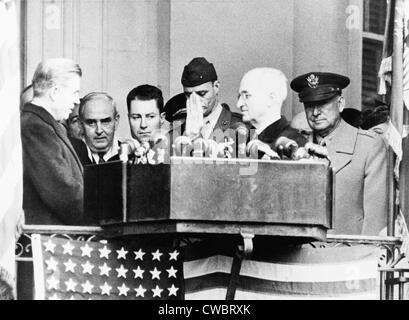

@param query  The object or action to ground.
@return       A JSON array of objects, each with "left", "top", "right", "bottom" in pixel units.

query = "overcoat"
[
  {"left": 21, "top": 103, "right": 84, "bottom": 225},
  {"left": 324, "top": 120, "right": 388, "bottom": 235}
]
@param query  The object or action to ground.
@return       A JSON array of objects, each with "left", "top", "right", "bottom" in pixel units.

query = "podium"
[{"left": 84, "top": 157, "right": 334, "bottom": 242}]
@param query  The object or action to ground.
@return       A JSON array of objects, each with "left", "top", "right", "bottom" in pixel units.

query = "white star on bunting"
[
  {"left": 134, "top": 249, "right": 145, "bottom": 261},
  {"left": 44, "top": 239, "right": 56, "bottom": 253},
  {"left": 99, "top": 263, "right": 111, "bottom": 277},
  {"left": 46, "top": 276, "right": 59, "bottom": 290},
  {"left": 80, "top": 243, "right": 93, "bottom": 258},
  {"left": 116, "top": 247, "right": 128, "bottom": 260},
  {"left": 81, "top": 261, "right": 94, "bottom": 275},
  {"left": 150, "top": 267, "right": 161, "bottom": 280},
  {"left": 134, "top": 285, "right": 146, "bottom": 298},
  {"left": 62, "top": 241, "right": 75, "bottom": 255},
  {"left": 133, "top": 266, "right": 144, "bottom": 279},
  {"left": 98, "top": 245, "right": 111, "bottom": 259},
  {"left": 81, "top": 280, "right": 94, "bottom": 294},
  {"left": 152, "top": 249, "right": 163, "bottom": 261},
  {"left": 100, "top": 282, "right": 112, "bottom": 296},
  {"left": 116, "top": 264, "right": 128, "bottom": 278},
  {"left": 168, "top": 284, "right": 179, "bottom": 297},
  {"left": 64, "top": 259, "right": 76, "bottom": 273},
  {"left": 169, "top": 250, "right": 179, "bottom": 261},
  {"left": 45, "top": 257, "right": 58, "bottom": 271},
  {"left": 166, "top": 266, "right": 177, "bottom": 278},
  {"left": 65, "top": 278, "right": 77, "bottom": 292},
  {"left": 118, "top": 283, "right": 130, "bottom": 296},
  {"left": 152, "top": 285, "right": 163, "bottom": 298}
]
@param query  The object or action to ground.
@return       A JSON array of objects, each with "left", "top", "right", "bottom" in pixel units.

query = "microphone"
[
  {"left": 150, "top": 131, "right": 170, "bottom": 164},
  {"left": 149, "top": 131, "right": 168, "bottom": 146},
  {"left": 275, "top": 136, "right": 298, "bottom": 159},
  {"left": 192, "top": 137, "right": 208, "bottom": 158},
  {"left": 246, "top": 139, "right": 280, "bottom": 160},
  {"left": 134, "top": 141, "right": 151, "bottom": 164},
  {"left": 205, "top": 139, "right": 220, "bottom": 158},
  {"left": 173, "top": 136, "right": 193, "bottom": 157},
  {"left": 232, "top": 123, "right": 249, "bottom": 158},
  {"left": 119, "top": 139, "right": 137, "bottom": 162},
  {"left": 221, "top": 136, "right": 234, "bottom": 158},
  {"left": 305, "top": 142, "right": 329, "bottom": 159}
]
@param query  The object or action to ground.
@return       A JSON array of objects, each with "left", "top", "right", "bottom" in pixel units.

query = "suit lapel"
[
  {"left": 55, "top": 122, "right": 84, "bottom": 173},
  {"left": 328, "top": 120, "right": 357, "bottom": 173}
]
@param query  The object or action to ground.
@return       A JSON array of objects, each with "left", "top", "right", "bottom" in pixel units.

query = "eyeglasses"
[
  {"left": 237, "top": 92, "right": 251, "bottom": 101},
  {"left": 83, "top": 117, "right": 115, "bottom": 128}
]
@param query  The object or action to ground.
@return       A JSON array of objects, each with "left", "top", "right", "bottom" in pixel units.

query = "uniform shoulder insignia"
[{"left": 357, "top": 128, "right": 377, "bottom": 139}]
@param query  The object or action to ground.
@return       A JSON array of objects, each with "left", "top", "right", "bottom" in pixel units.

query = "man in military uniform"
[
  {"left": 173, "top": 57, "right": 244, "bottom": 144},
  {"left": 290, "top": 72, "right": 388, "bottom": 236}
]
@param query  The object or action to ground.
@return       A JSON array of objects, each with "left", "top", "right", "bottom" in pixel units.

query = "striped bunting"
[
  {"left": 0, "top": 0, "right": 22, "bottom": 300},
  {"left": 183, "top": 239, "right": 380, "bottom": 300}
]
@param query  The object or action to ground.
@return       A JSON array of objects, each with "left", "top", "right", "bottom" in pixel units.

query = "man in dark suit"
[
  {"left": 290, "top": 72, "right": 387, "bottom": 235},
  {"left": 237, "top": 68, "right": 307, "bottom": 155},
  {"left": 76, "top": 92, "right": 120, "bottom": 165},
  {"left": 21, "top": 58, "right": 84, "bottom": 225}
]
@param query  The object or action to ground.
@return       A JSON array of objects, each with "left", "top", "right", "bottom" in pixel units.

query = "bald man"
[{"left": 237, "top": 68, "right": 307, "bottom": 151}]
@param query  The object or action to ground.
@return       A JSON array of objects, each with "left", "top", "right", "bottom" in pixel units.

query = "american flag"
[
  {"left": 183, "top": 239, "right": 381, "bottom": 300},
  {"left": 31, "top": 235, "right": 183, "bottom": 300},
  {"left": 0, "top": 0, "right": 23, "bottom": 300},
  {"left": 378, "top": 0, "right": 409, "bottom": 253}
]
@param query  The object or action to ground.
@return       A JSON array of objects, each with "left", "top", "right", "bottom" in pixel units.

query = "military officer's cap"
[
  {"left": 163, "top": 93, "right": 187, "bottom": 122},
  {"left": 290, "top": 72, "right": 350, "bottom": 103},
  {"left": 181, "top": 57, "right": 218, "bottom": 87}
]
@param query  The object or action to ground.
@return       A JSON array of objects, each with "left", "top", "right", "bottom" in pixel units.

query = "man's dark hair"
[
  {"left": 360, "top": 93, "right": 390, "bottom": 130},
  {"left": 360, "top": 105, "right": 390, "bottom": 130},
  {"left": 126, "top": 85, "right": 164, "bottom": 113}
]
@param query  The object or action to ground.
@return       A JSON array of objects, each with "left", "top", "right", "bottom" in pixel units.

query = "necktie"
[
  {"left": 98, "top": 153, "right": 106, "bottom": 164},
  {"left": 319, "top": 139, "right": 326, "bottom": 147}
]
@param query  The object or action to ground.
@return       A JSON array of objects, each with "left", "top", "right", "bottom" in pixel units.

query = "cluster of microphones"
[
  {"left": 119, "top": 123, "right": 330, "bottom": 164},
  {"left": 119, "top": 131, "right": 170, "bottom": 164}
]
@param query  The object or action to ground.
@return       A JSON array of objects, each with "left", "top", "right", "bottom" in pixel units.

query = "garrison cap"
[
  {"left": 181, "top": 57, "right": 218, "bottom": 87},
  {"left": 163, "top": 93, "right": 186, "bottom": 122},
  {"left": 290, "top": 72, "right": 350, "bottom": 103}
]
